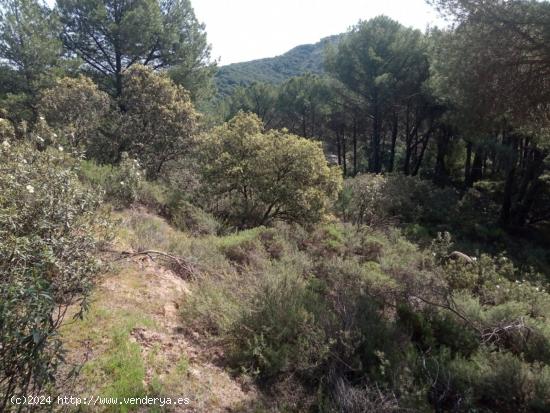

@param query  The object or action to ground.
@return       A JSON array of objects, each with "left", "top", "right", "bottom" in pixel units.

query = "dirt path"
[
  {"left": 129, "top": 255, "right": 259, "bottom": 412},
  {"left": 60, "top": 252, "right": 260, "bottom": 412}
]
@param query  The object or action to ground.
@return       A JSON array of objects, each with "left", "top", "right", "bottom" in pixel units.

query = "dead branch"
[
  {"left": 448, "top": 251, "right": 475, "bottom": 264},
  {"left": 115, "top": 249, "right": 199, "bottom": 278},
  {"left": 481, "top": 316, "right": 533, "bottom": 346}
]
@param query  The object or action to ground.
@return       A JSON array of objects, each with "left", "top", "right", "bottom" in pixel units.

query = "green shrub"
[
  {"left": 0, "top": 117, "right": 15, "bottom": 140},
  {"left": 180, "top": 214, "right": 550, "bottom": 412},
  {"left": 80, "top": 153, "right": 142, "bottom": 209},
  {"left": 216, "top": 227, "right": 269, "bottom": 268},
  {"left": 38, "top": 75, "right": 111, "bottom": 148},
  {"left": 197, "top": 112, "right": 342, "bottom": 228},
  {"left": 182, "top": 275, "right": 243, "bottom": 334},
  {"left": 118, "top": 210, "right": 175, "bottom": 252},
  {"left": 0, "top": 142, "right": 107, "bottom": 408},
  {"left": 135, "top": 180, "right": 170, "bottom": 213},
  {"left": 436, "top": 350, "right": 550, "bottom": 412},
  {"left": 456, "top": 187, "right": 501, "bottom": 241},
  {"left": 168, "top": 199, "right": 220, "bottom": 236},
  {"left": 397, "top": 305, "right": 479, "bottom": 357},
  {"left": 338, "top": 173, "right": 459, "bottom": 228},
  {"left": 258, "top": 227, "right": 289, "bottom": 259},
  {"left": 119, "top": 65, "right": 198, "bottom": 179},
  {"left": 228, "top": 262, "right": 329, "bottom": 380},
  {"left": 105, "top": 153, "right": 143, "bottom": 208},
  {"left": 79, "top": 158, "right": 114, "bottom": 187}
]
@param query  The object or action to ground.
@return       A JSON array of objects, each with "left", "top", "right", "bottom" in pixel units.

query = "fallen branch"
[
  {"left": 410, "top": 293, "right": 482, "bottom": 335},
  {"left": 481, "top": 317, "right": 532, "bottom": 346},
  {"left": 448, "top": 251, "right": 475, "bottom": 264},
  {"left": 115, "top": 249, "right": 199, "bottom": 279}
]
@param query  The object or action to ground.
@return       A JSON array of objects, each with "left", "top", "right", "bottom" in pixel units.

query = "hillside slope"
[
  {"left": 59, "top": 209, "right": 263, "bottom": 412},
  {"left": 214, "top": 35, "right": 341, "bottom": 97}
]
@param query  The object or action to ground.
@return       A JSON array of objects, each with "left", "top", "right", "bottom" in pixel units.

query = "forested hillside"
[
  {"left": 214, "top": 35, "right": 340, "bottom": 97},
  {"left": 1, "top": 0, "right": 550, "bottom": 412}
]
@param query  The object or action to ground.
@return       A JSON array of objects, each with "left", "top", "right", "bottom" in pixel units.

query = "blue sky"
[{"left": 192, "top": 0, "right": 445, "bottom": 64}]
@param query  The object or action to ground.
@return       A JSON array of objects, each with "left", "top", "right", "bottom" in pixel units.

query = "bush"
[
  {"left": 432, "top": 350, "right": 550, "bottom": 412},
  {"left": 332, "top": 379, "right": 403, "bottom": 413},
  {"left": 338, "top": 173, "right": 458, "bottom": 228},
  {"left": 80, "top": 153, "right": 143, "bottom": 209},
  {"left": 168, "top": 199, "right": 220, "bottom": 236},
  {"left": 0, "top": 116, "right": 15, "bottom": 140},
  {"left": 197, "top": 112, "right": 342, "bottom": 228},
  {"left": 104, "top": 153, "right": 143, "bottom": 208},
  {"left": 456, "top": 187, "right": 502, "bottom": 241},
  {"left": 38, "top": 76, "right": 111, "bottom": 148},
  {"left": 0, "top": 142, "right": 107, "bottom": 408},
  {"left": 119, "top": 65, "right": 198, "bottom": 179},
  {"left": 228, "top": 260, "right": 329, "bottom": 380},
  {"left": 180, "top": 213, "right": 550, "bottom": 412},
  {"left": 135, "top": 180, "right": 170, "bottom": 214}
]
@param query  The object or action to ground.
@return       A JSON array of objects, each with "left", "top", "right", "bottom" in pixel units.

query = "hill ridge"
[{"left": 215, "top": 34, "right": 342, "bottom": 96}]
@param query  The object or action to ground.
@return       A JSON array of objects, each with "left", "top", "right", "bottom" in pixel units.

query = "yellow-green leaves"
[
  {"left": 38, "top": 76, "right": 111, "bottom": 147},
  {"left": 119, "top": 65, "right": 198, "bottom": 179},
  {"left": 198, "top": 112, "right": 342, "bottom": 228}
]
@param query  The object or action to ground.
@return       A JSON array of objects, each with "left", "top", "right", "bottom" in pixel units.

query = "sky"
[{"left": 192, "top": 0, "right": 446, "bottom": 65}]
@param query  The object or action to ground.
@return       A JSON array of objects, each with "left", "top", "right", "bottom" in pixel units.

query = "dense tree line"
[{"left": 223, "top": 5, "right": 550, "bottom": 231}]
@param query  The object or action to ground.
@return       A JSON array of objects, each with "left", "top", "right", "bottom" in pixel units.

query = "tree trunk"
[
  {"left": 434, "top": 126, "right": 449, "bottom": 186},
  {"left": 336, "top": 131, "right": 342, "bottom": 166},
  {"left": 412, "top": 130, "right": 431, "bottom": 176},
  {"left": 388, "top": 111, "right": 398, "bottom": 172},
  {"left": 511, "top": 148, "right": 547, "bottom": 227},
  {"left": 115, "top": 39, "right": 123, "bottom": 99},
  {"left": 464, "top": 141, "right": 473, "bottom": 187},
  {"left": 403, "top": 103, "right": 412, "bottom": 175},
  {"left": 342, "top": 131, "right": 347, "bottom": 176},
  {"left": 470, "top": 148, "right": 484, "bottom": 185},
  {"left": 353, "top": 119, "right": 358, "bottom": 176},
  {"left": 370, "top": 93, "right": 382, "bottom": 173},
  {"left": 498, "top": 134, "right": 519, "bottom": 227}
]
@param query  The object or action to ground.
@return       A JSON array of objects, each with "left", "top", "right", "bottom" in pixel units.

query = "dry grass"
[{"left": 58, "top": 209, "right": 263, "bottom": 412}]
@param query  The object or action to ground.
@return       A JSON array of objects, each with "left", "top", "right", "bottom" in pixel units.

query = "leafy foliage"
[
  {"left": 57, "top": 0, "right": 215, "bottom": 100},
  {"left": 183, "top": 218, "right": 550, "bottom": 412},
  {"left": 0, "top": 142, "right": 107, "bottom": 409},
  {"left": 119, "top": 65, "right": 198, "bottom": 179},
  {"left": 197, "top": 112, "right": 342, "bottom": 228},
  {"left": 38, "top": 76, "right": 111, "bottom": 147},
  {"left": 0, "top": 0, "right": 62, "bottom": 93},
  {"left": 338, "top": 173, "right": 459, "bottom": 227},
  {"left": 0, "top": 1, "right": 549, "bottom": 411}
]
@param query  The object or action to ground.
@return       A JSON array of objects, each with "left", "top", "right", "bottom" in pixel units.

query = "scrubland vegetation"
[{"left": 1, "top": 0, "right": 550, "bottom": 412}]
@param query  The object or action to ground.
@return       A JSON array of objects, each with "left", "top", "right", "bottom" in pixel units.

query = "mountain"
[{"left": 214, "top": 34, "right": 341, "bottom": 97}]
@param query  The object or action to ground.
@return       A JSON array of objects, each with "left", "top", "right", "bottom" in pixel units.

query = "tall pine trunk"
[
  {"left": 388, "top": 111, "right": 398, "bottom": 172},
  {"left": 464, "top": 141, "right": 473, "bottom": 187},
  {"left": 369, "top": 93, "right": 382, "bottom": 173},
  {"left": 434, "top": 126, "right": 449, "bottom": 186},
  {"left": 353, "top": 119, "right": 358, "bottom": 176},
  {"left": 499, "top": 133, "right": 519, "bottom": 227},
  {"left": 511, "top": 148, "right": 546, "bottom": 227}
]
